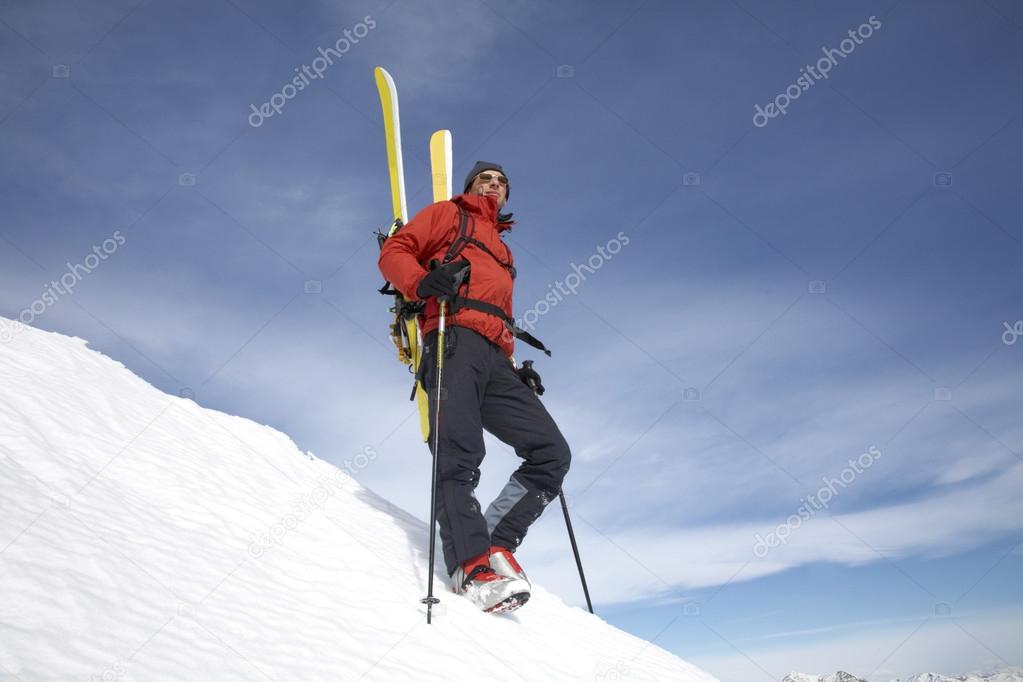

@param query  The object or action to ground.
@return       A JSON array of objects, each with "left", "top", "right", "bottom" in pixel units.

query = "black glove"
[
  {"left": 516, "top": 360, "right": 544, "bottom": 395},
  {"left": 416, "top": 259, "right": 469, "bottom": 300}
]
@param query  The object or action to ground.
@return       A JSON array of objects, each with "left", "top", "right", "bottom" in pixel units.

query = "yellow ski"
[
  {"left": 373, "top": 67, "right": 407, "bottom": 224},
  {"left": 429, "top": 130, "right": 452, "bottom": 202},
  {"left": 375, "top": 67, "right": 430, "bottom": 442}
]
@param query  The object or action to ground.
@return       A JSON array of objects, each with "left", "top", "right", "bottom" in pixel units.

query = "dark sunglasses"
[{"left": 476, "top": 172, "right": 508, "bottom": 186}]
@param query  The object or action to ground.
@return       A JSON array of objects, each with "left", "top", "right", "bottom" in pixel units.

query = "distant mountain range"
[{"left": 783, "top": 668, "right": 1023, "bottom": 682}]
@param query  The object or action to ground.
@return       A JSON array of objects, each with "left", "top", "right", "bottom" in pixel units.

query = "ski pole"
[
  {"left": 422, "top": 262, "right": 468, "bottom": 624},
  {"left": 558, "top": 489, "right": 594, "bottom": 614},
  {"left": 520, "top": 361, "right": 594, "bottom": 615},
  {"left": 421, "top": 298, "right": 446, "bottom": 624}
]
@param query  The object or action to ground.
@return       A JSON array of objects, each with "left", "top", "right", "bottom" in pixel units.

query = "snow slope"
[{"left": 0, "top": 319, "right": 718, "bottom": 681}]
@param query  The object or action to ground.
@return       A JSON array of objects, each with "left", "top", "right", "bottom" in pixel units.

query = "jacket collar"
[{"left": 453, "top": 193, "right": 515, "bottom": 232}]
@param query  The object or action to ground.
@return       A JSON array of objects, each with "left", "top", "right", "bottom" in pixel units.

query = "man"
[{"left": 378, "top": 161, "right": 571, "bottom": 613}]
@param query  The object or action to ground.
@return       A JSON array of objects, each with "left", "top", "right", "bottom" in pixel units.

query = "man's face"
[{"left": 470, "top": 171, "right": 508, "bottom": 210}]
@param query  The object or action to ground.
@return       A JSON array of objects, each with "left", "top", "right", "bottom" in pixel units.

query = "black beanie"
[{"left": 463, "top": 160, "right": 510, "bottom": 200}]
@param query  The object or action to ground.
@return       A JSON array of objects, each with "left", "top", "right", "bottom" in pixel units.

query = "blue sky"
[{"left": 2, "top": 1, "right": 1022, "bottom": 680}]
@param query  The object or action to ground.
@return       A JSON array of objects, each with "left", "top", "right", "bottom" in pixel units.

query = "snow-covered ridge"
[
  {"left": 783, "top": 667, "right": 1023, "bottom": 682},
  {"left": 0, "top": 319, "right": 718, "bottom": 681},
  {"left": 783, "top": 672, "right": 866, "bottom": 682},
  {"left": 892, "top": 670, "right": 1023, "bottom": 682}
]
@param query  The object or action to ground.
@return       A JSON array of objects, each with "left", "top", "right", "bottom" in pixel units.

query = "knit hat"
[{"left": 463, "top": 161, "right": 510, "bottom": 200}]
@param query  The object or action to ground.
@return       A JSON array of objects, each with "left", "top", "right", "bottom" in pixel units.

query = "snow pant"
[{"left": 420, "top": 326, "right": 571, "bottom": 576}]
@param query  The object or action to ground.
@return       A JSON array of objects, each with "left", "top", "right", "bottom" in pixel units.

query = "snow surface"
[{"left": 0, "top": 318, "right": 719, "bottom": 681}]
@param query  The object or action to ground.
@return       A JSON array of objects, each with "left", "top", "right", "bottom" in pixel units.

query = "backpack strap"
[{"left": 442, "top": 206, "right": 474, "bottom": 265}]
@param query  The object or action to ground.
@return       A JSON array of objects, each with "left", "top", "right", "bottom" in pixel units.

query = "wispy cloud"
[{"left": 520, "top": 457, "right": 1023, "bottom": 605}]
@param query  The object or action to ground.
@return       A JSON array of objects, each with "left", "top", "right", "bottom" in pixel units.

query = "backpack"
[{"left": 376, "top": 204, "right": 550, "bottom": 440}]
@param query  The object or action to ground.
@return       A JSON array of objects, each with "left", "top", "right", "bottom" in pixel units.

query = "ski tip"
[{"left": 374, "top": 66, "right": 395, "bottom": 88}]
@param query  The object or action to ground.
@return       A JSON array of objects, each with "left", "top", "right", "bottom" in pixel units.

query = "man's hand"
[
  {"left": 416, "top": 259, "right": 469, "bottom": 300},
  {"left": 516, "top": 360, "right": 544, "bottom": 395}
]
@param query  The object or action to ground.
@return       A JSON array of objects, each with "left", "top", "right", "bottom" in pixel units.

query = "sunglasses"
[{"left": 476, "top": 172, "right": 508, "bottom": 186}]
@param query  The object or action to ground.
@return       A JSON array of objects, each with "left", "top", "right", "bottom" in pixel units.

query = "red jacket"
[{"left": 378, "top": 193, "right": 517, "bottom": 356}]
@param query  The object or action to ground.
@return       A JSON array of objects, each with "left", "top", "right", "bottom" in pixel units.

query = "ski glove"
[
  {"left": 516, "top": 360, "right": 545, "bottom": 396},
  {"left": 416, "top": 259, "right": 470, "bottom": 301}
]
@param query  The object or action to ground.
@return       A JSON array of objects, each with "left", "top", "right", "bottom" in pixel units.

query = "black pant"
[{"left": 421, "top": 327, "right": 571, "bottom": 575}]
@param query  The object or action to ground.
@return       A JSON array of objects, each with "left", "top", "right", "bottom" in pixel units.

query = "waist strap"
[{"left": 449, "top": 296, "right": 551, "bottom": 356}]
